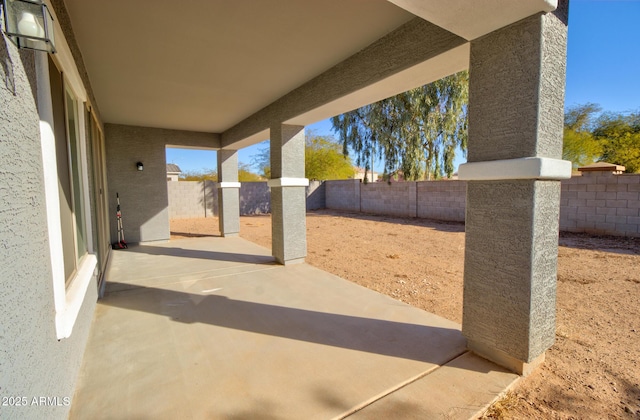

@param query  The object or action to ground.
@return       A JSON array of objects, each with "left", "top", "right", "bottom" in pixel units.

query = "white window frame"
[{"left": 36, "top": 0, "right": 97, "bottom": 339}]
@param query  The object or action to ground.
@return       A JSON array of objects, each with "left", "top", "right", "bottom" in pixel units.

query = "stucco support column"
[
  {"left": 268, "top": 124, "right": 308, "bottom": 265},
  {"left": 217, "top": 150, "right": 240, "bottom": 237},
  {"left": 458, "top": 2, "right": 570, "bottom": 375}
]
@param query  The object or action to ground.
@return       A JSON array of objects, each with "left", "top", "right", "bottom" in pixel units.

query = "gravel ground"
[{"left": 170, "top": 210, "right": 640, "bottom": 419}]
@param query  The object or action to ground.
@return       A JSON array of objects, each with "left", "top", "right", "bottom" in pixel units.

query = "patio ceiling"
[
  {"left": 63, "top": 0, "right": 413, "bottom": 133},
  {"left": 62, "top": 0, "right": 557, "bottom": 149}
]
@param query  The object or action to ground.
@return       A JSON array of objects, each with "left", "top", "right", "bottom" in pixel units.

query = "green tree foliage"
[
  {"left": 562, "top": 103, "right": 603, "bottom": 168},
  {"left": 331, "top": 71, "right": 468, "bottom": 180},
  {"left": 178, "top": 164, "right": 264, "bottom": 182},
  {"left": 595, "top": 112, "right": 640, "bottom": 173},
  {"left": 238, "top": 163, "right": 265, "bottom": 181},
  {"left": 305, "top": 135, "right": 355, "bottom": 180},
  {"left": 562, "top": 104, "right": 640, "bottom": 173},
  {"left": 252, "top": 133, "right": 355, "bottom": 180},
  {"left": 179, "top": 169, "right": 217, "bottom": 181}
]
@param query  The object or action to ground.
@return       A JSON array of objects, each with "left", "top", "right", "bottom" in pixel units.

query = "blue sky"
[{"left": 167, "top": 0, "right": 640, "bottom": 174}]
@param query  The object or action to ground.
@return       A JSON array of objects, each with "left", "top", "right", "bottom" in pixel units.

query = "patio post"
[
  {"left": 217, "top": 149, "right": 240, "bottom": 237},
  {"left": 459, "top": 2, "right": 570, "bottom": 375},
  {"left": 268, "top": 124, "right": 308, "bottom": 265}
]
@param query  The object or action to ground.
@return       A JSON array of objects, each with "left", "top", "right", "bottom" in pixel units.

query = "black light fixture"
[
  {"left": 1, "top": 0, "right": 56, "bottom": 53},
  {"left": 136, "top": 162, "right": 144, "bottom": 171}
]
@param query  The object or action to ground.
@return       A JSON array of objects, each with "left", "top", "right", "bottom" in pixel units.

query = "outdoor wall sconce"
[
  {"left": 136, "top": 162, "right": 144, "bottom": 171},
  {"left": 1, "top": 0, "right": 56, "bottom": 53}
]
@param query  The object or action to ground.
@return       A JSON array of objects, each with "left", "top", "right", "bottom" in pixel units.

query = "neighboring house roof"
[{"left": 166, "top": 164, "right": 182, "bottom": 173}]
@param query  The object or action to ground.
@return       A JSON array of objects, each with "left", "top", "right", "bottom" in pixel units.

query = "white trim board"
[
  {"left": 218, "top": 182, "right": 241, "bottom": 189},
  {"left": 267, "top": 178, "right": 310, "bottom": 187},
  {"left": 458, "top": 157, "right": 572, "bottom": 181}
]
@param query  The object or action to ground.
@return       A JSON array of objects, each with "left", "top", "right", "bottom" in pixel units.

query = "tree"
[
  {"left": 331, "top": 71, "right": 468, "bottom": 180},
  {"left": 178, "top": 165, "right": 264, "bottom": 181},
  {"left": 562, "top": 103, "right": 602, "bottom": 168},
  {"left": 305, "top": 135, "right": 355, "bottom": 180},
  {"left": 179, "top": 169, "right": 217, "bottom": 181},
  {"left": 595, "top": 112, "right": 640, "bottom": 173},
  {"left": 251, "top": 133, "right": 355, "bottom": 180},
  {"left": 252, "top": 144, "right": 271, "bottom": 179},
  {"left": 562, "top": 104, "right": 640, "bottom": 173},
  {"left": 238, "top": 163, "right": 265, "bottom": 181}
]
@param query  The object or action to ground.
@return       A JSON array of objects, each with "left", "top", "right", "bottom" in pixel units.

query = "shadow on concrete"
[
  {"left": 123, "top": 243, "right": 276, "bottom": 265},
  {"left": 102, "top": 281, "right": 471, "bottom": 367}
]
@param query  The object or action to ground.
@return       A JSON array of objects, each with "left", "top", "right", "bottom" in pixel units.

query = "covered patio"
[
  {"left": 70, "top": 236, "right": 517, "bottom": 419},
  {"left": 0, "top": 0, "right": 571, "bottom": 417}
]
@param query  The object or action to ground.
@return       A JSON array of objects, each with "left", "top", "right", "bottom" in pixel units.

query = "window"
[
  {"left": 38, "top": 3, "right": 97, "bottom": 339},
  {"left": 49, "top": 56, "right": 88, "bottom": 285},
  {"left": 65, "top": 87, "right": 88, "bottom": 270}
]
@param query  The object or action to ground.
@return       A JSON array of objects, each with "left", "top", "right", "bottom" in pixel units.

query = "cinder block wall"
[
  {"left": 306, "top": 181, "right": 326, "bottom": 210},
  {"left": 360, "top": 182, "right": 417, "bottom": 217},
  {"left": 240, "top": 182, "right": 271, "bottom": 214},
  {"left": 323, "top": 175, "right": 639, "bottom": 237},
  {"left": 167, "top": 181, "right": 217, "bottom": 218},
  {"left": 168, "top": 180, "right": 326, "bottom": 217},
  {"left": 168, "top": 175, "right": 640, "bottom": 237},
  {"left": 325, "top": 180, "right": 465, "bottom": 222},
  {"left": 560, "top": 172, "right": 640, "bottom": 236},
  {"left": 417, "top": 180, "right": 466, "bottom": 222},
  {"left": 325, "top": 179, "right": 361, "bottom": 211}
]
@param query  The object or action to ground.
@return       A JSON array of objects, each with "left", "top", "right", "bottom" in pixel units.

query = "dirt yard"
[{"left": 170, "top": 210, "right": 640, "bottom": 419}]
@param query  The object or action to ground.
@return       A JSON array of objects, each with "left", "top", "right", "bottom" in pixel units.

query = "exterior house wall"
[
  {"left": 105, "top": 124, "right": 219, "bottom": 243},
  {"left": 0, "top": 8, "right": 97, "bottom": 419}
]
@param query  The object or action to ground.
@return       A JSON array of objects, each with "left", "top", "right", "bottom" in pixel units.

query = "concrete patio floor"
[{"left": 70, "top": 236, "right": 519, "bottom": 419}]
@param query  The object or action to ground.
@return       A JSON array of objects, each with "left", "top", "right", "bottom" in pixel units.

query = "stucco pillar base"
[
  {"left": 462, "top": 180, "right": 560, "bottom": 372},
  {"left": 270, "top": 185, "right": 307, "bottom": 265},
  {"left": 217, "top": 185, "right": 240, "bottom": 237},
  {"left": 468, "top": 340, "right": 545, "bottom": 377}
]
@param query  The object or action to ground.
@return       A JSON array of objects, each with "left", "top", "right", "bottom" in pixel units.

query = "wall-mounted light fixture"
[
  {"left": 136, "top": 162, "right": 144, "bottom": 171},
  {"left": 1, "top": 0, "right": 56, "bottom": 53}
]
